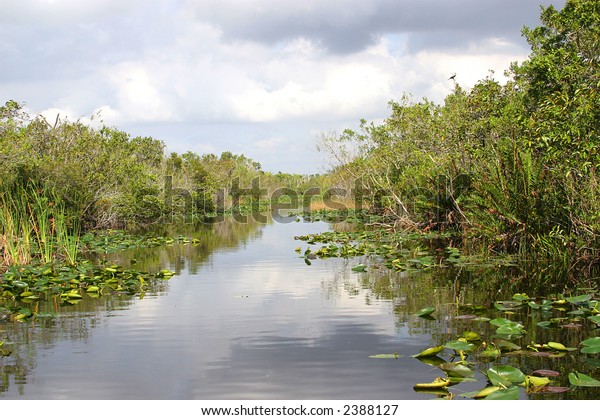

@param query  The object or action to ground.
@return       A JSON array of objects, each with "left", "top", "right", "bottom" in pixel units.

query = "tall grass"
[{"left": 0, "top": 183, "right": 79, "bottom": 269}]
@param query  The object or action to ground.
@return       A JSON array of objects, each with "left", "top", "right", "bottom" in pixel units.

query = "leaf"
[
  {"left": 587, "top": 315, "right": 600, "bottom": 325},
  {"left": 411, "top": 345, "right": 444, "bottom": 358},
  {"left": 541, "top": 386, "right": 570, "bottom": 394},
  {"left": 368, "top": 353, "right": 400, "bottom": 359},
  {"left": 568, "top": 372, "right": 600, "bottom": 387},
  {"left": 439, "top": 362, "right": 475, "bottom": 378},
  {"left": 461, "top": 331, "right": 481, "bottom": 341},
  {"left": 494, "top": 340, "right": 521, "bottom": 351},
  {"left": 490, "top": 318, "right": 523, "bottom": 328},
  {"left": 525, "top": 375, "right": 551, "bottom": 388},
  {"left": 487, "top": 366, "right": 526, "bottom": 386},
  {"left": 531, "top": 369, "right": 560, "bottom": 377},
  {"left": 512, "top": 293, "right": 530, "bottom": 301},
  {"left": 581, "top": 337, "right": 600, "bottom": 347},
  {"left": 484, "top": 386, "right": 520, "bottom": 400},
  {"left": 565, "top": 294, "right": 592, "bottom": 304},
  {"left": 351, "top": 264, "right": 367, "bottom": 272},
  {"left": 444, "top": 340, "right": 475, "bottom": 352},
  {"left": 415, "top": 307, "right": 435, "bottom": 317},
  {"left": 11, "top": 281, "right": 28, "bottom": 288},
  {"left": 496, "top": 324, "right": 525, "bottom": 336},
  {"left": 474, "top": 386, "right": 502, "bottom": 399},
  {"left": 581, "top": 346, "right": 600, "bottom": 354},
  {"left": 547, "top": 342, "right": 576, "bottom": 351},
  {"left": 413, "top": 377, "right": 451, "bottom": 390}
]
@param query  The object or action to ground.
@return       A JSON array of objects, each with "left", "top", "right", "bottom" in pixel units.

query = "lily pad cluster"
[
  {"left": 0, "top": 260, "right": 176, "bottom": 321},
  {"left": 80, "top": 231, "right": 201, "bottom": 254},
  {"left": 372, "top": 290, "right": 600, "bottom": 399},
  {"left": 294, "top": 227, "right": 515, "bottom": 272},
  {"left": 295, "top": 232, "right": 444, "bottom": 271}
]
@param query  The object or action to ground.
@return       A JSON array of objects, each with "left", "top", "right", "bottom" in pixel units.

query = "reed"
[{"left": 0, "top": 183, "right": 79, "bottom": 269}]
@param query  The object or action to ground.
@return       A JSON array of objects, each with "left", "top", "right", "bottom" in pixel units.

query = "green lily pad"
[
  {"left": 351, "top": 264, "right": 367, "bottom": 272},
  {"left": 415, "top": 307, "right": 435, "bottom": 317},
  {"left": 581, "top": 337, "right": 600, "bottom": 347},
  {"left": 494, "top": 340, "right": 521, "bottom": 351},
  {"left": 368, "top": 353, "right": 400, "bottom": 359},
  {"left": 546, "top": 342, "right": 576, "bottom": 352},
  {"left": 461, "top": 331, "right": 481, "bottom": 341},
  {"left": 412, "top": 345, "right": 444, "bottom": 358},
  {"left": 568, "top": 372, "right": 600, "bottom": 387},
  {"left": 490, "top": 318, "right": 523, "bottom": 328},
  {"left": 566, "top": 294, "right": 592, "bottom": 305},
  {"left": 444, "top": 340, "right": 476, "bottom": 352},
  {"left": 487, "top": 365, "right": 526, "bottom": 387},
  {"left": 439, "top": 362, "right": 475, "bottom": 378},
  {"left": 484, "top": 386, "right": 520, "bottom": 400},
  {"left": 496, "top": 324, "right": 525, "bottom": 336},
  {"left": 525, "top": 375, "right": 551, "bottom": 388},
  {"left": 512, "top": 293, "right": 530, "bottom": 301},
  {"left": 587, "top": 315, "right": 600, "bottom": 325},
  {"left": 580, "top": 346, "right": 600, "bottom": 354}
]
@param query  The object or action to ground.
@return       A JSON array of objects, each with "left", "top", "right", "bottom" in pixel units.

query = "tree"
[{"left": 511, "top": 0, "right": 600, "bottom": 174}]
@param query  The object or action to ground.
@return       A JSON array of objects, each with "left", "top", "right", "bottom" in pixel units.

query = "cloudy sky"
[{"left": 1, "top": 0, "right": 565, "bottom": 174}]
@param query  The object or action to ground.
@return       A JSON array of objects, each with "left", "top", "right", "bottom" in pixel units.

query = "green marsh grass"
[{"left": 0, "top": 184, "right": 78, "bottom": 269}]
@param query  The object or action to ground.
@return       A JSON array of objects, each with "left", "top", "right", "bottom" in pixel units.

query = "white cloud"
[
  {"left": 0, "top": 0, "right": 562, "bottom": 173},
  {"left": 256, "top": 137, "right": 286, "bottom": 150}
]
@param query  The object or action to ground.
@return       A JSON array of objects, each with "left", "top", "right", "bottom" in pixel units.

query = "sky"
[{"left": 0, "top": 0, "right": 566, "bottom": 175}]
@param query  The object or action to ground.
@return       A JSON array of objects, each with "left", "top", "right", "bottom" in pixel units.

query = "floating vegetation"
[
  {"left": 294, "top": 223, "right": 518, "bottom": 273},
  {"left": 79, "top": 230, "right": 202, "bottom": 255},
  {"left": 371, "top": 288, "right": 600, "bottom": 399},
  {"left": 0, "top": 259, "right": 177, "bottom": 322}
]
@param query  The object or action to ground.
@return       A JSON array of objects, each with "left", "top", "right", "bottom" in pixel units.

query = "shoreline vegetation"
[{"left": 1, "top": 0, "right": 600, "bottom": 294}]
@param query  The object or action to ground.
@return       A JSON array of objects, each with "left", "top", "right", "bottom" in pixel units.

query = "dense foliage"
[
  {"left": 319, "top": 0, "right": 600, "bottom": 268},
  {"left": 0, "top": 101, "right": 312, "bottom": 267}
]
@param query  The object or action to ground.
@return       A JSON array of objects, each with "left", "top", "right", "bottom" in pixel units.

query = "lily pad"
[
  {"left": 512, "top": 293, "right": 530, "bottom": 301},
  {"left": 546, "top": 341, "right": 576, "bottom": 352},
  {"left": 531, "top": 369, "right": 560, "bottom": 377},
  {"left": 568, "top": 372, "right": 600, "bottom": 387},
  {"left": 525, "top": 375, "right": 551, "bottom": 388},
  {"left": 581, "top": 337, "right": 600, "bottom": 347},
  {"left": 487, "top": 365, "right": 526, "bottom": 387},
  {"left": 473, "top": 386, "right": 501, "bottom": 399},
  {"left": 415, "top": 307, "right": 435, "bottom": 317},
  {"left": 439, "top": 362, "right": 475, "bottom": 378},
  {"left": 461, "top": 331, "right": 481, "bottom": 341},
  {"left": 484, "top": 386, "right": 520, "bottom": 400},
  {"left": 411, "top": 345, "right": 444, "bottom": 358},
  {"left": 565, "top": 294, "right": 592, "bottom": 305},
  {"left": 494, "top": 340, "right": 521, "bottom": 351},
  {"left": 496, "top": 324, "right": 525, "bottom": 336},
  {"left": 444, "top": 340, "right": 476, "bottom": 352},
  {"left": 413, "top": 377, "right": 451, "bottom": 390},
  {"left": 351, "top": 264, "right": 367, "bottom": 272},
  {"left": 368, "top": 353, "right": 400, "bottom": 359}
]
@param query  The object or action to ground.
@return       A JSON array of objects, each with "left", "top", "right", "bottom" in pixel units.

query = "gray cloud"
[{"left": 189, "top": 0, "right": 566, "bottom": 54}]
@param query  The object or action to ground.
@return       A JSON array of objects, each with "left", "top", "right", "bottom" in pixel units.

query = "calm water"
[{"left": 0, "top": 214, "right": 598, "bottom": 399}]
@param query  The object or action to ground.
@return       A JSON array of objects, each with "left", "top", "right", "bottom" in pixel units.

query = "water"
[{"left": 0, "top": 214, "right": 598, "bottom": 399}]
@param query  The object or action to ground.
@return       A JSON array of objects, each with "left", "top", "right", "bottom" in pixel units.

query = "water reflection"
[{"left": 0, "top": 214, "right": 597, "bottom": 399}]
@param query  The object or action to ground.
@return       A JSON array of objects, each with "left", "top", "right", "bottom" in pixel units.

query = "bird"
[{"left": 448, "top": 73, "right": 456, "bottom": 81}]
